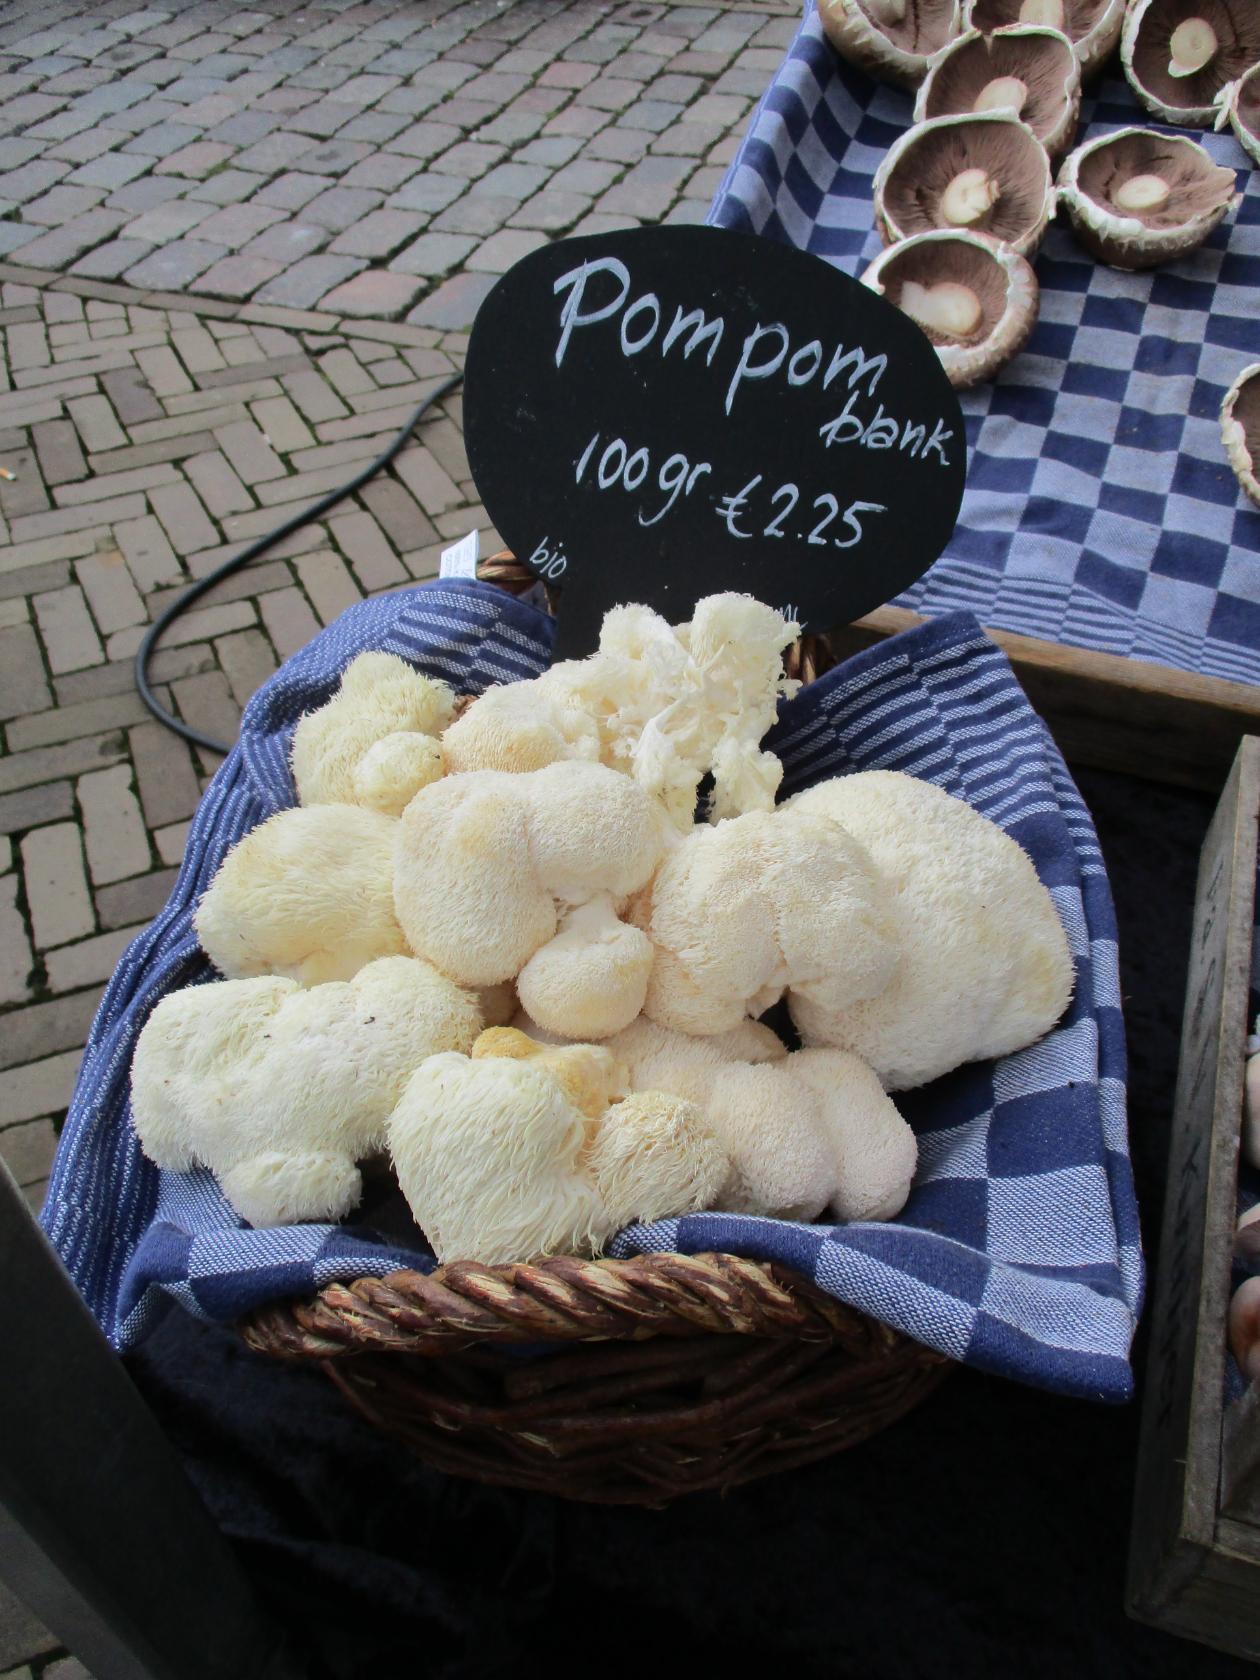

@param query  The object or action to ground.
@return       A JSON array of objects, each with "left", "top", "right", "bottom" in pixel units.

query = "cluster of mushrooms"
[
  {"left": 822, "top": 0, "right": 1260, "bottom": 505},
  {"left": 128, "top": 594, "right": 1076, "bottom": 1266}
]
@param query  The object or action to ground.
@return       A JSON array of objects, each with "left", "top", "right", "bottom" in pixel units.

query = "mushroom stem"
[
  {"left": 899, "top": 280, "right": 984, "bottom": 339},
  {"left": 973, "top": 76, "right": 1030, "bottom": 115},
  {"left": 1018, "top": 0, "right": 1065, "bottom": 26},
  {"left": 940, "top": 167, "right": 1001, "bottom": 226},
  {"left": 1168, "top": 17, "right": 1218, "bottom": 78},
  {"left": 1112, "top": 171, "right": 1172, "bottom": 212}
]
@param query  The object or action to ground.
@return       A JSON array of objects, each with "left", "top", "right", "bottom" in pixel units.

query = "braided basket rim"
[{"left": 240, "top": 1249, "right": 946, "bottom": 1374}]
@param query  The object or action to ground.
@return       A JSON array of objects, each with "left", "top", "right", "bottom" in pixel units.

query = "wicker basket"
[{"left": 238, "top": 560, "right": 949, "bottom": 1506}]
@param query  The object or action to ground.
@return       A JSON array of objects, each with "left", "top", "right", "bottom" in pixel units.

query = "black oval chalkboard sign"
[{"left": 464, "top": 225, "right": 966, "bottom": 658}]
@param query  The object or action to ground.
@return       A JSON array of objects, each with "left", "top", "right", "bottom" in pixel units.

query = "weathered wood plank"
[{"left": 1125, "top": 737, "right": 1260, "bottom": 1656}]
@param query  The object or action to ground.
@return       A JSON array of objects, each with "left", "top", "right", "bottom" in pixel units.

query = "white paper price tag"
[{"left": 439, "top": 529, "right": 480, "bottom": 579}]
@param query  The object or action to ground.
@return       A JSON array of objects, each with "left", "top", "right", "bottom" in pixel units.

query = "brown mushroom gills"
[
  {"left": 1231, "top": 374, "right": 1260, "bottom": 482},
  {"left": 1128, "top": 0, "right": 1260, "bottom": 112},
  {"left": 969, "top": 0, "right": 1110, "bottom": 47},
  {"left": 875, "top": 238, "right": 1010, "bottom": 346},
  {"left": 1076, "top": 128, "right": 1236, "bottom": 230},
  {"left": 923, "top": 29, "right": 1077, "bottom": 142},
  {"left": 881, "top": 119, "right": 1048, "bottom": 245},
  {"left": 1019, "top": 0, "right": 1064, "bottom": 23},
  {"left": 854, "top": 0, "right": 959, "bottom": 55}
]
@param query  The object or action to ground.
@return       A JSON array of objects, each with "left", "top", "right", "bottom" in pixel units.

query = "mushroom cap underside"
[
  {"left": 1057, "top": 127, "right": 1237, "bottom": 269},
  {"left": 821, "top": 0, "right": 964, "bottom": 89},
  {"left": 874, "top": 111, "right": 1054, "bottom": 256},
  {"left": 1123, "top": 0, "right": 1260, "bottom": 125},
  {"left": 966, "top": 0, "right": 1124, "bottom": 79},
  {"left": 917, "top": 25, "right": 1082, "bottom": 154},
  {"left": 1222, "top": 362, "right": 1260, "bottom": 507},
  {"left": 862, "top": 229, "right": 1040, "bottom": 387}
]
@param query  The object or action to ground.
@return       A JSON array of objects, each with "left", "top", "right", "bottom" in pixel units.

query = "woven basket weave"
[{"left": 239, "top": 560, "right": 948, "bottom": 1505}]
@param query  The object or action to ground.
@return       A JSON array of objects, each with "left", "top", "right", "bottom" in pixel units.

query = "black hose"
[{"left": 133, "top": 370, "right": 465, "bottom": 756}]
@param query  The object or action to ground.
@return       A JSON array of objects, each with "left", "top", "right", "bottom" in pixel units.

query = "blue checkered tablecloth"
[
  {"left": 708, "top": 4, "right": 1260, "bottom": 685},
  {"left": 42, "top": 579, "right": 1140, "bottom": 1402}
]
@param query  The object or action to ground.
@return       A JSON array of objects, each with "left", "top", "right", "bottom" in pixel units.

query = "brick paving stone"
[
  {"left": 464, "top": 226, "right": 548, "bottom": 273},
  {"left": 259, "top": 583, "right": 320, "bottom": 659},
  {"left": 44, "top": 924, "right": 144, "bottom": 993},
  {"left": 74, "top": 547, "right": 145, "bottom": 632},
  {"left": 68, "top": 237, "right": 158, "bottom": 280},
  {"left": 391, "top": 230, "right": 477, "bottom": 277},
  {"left": 148, "top": 481, "right": 218, "bottom": 555},
  {"left": 21, "top": 821, "right": 94, "bottom": 947},
  {"left": 198, "top": 253, "right": 285, "bottom": 300},
  {"left": 214, "top": 418, "right": 285, "bottom": 485},
  {"left": 122, "top": 238, "right": 227, "bottom": 289},
  {"left": 78, "top": 761, "right": 150, "bottom": 883},
  {"left": 316, "top": 267, "right": 426, "bottom": 317},
  {"left": 0, "top": 990, "right": 99, "bottom": 1072},
  {"left": 114, "top": 512, "right": 183, "bottom": 591},
  {"left": 303, "top": 185, "right": 387, "bottom": 234},
  {"left": 128, "top": 717, "right": 201, "bottom": 826},
  {"left": 388, "top": 173, "right": 465, "bottom": 214},
  {"left": 154, "top": 817, "right": 191, "bottom": 865},
  {"left": 249, "top": 395, "right": 314, "bottom": 453},
  {"left": 0, "top": 875, "right": 34, "bottom": 1005},
  {"left": 294, "top": 547, "right": 360, "bottom": 624},
  {"left": 405, "top": 268, "right": 497, "bottom": 329},
  {"left": 183, "top": 449, "right": 254, "bottom": 516},
  {"left": 215, "top": 625, "right": 277, "bottom": 706},
  {"left": 329, "top": 207, "right": 426, "bottom": 260},
  {"left": 1, "top": 1117, "right": 59, "bottom": 1186},
  {"left": 33, "top": 583, "right": 104, "bottom": 673},
  {"left": 242, "top": 220, "right": 330, "bottom": 264},
  {"left": 9, "top": 208, "right": 128, "bottom": 270},
  {"left": 253, "top": 254, "right": 365, "bottom": 308}
]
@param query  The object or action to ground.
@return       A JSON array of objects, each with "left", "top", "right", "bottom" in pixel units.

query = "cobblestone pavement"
[
  {"left": 1, "top": 0, "right": 796, "bottom": 323},
  {"left": 0, "top": 2, "right": 798, "bottom": 1674}
]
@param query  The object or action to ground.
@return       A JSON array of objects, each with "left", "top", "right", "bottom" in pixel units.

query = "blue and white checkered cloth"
[
  {"left": 42, "top": 579, "right": 1140, "bottom": 1402},
  {"left": 708, "top": 4, "right": 1260, "bottom": 685}
]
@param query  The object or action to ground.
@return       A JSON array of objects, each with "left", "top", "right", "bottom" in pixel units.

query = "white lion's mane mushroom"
[
  {"left": 820, "top": 0, "right": 964, "bottom": 90},
  {"left": 603, "top": 1019, "right": 915, "bottom": 1224},
  {"left": 291, "top": 651, "right": 454, "bottom": 814},
  {"left": 633, "top": 805, "right": 900, "bottom": 1038},
  {"left": 131, "top": 955, "right": 482, "bottom": 1227},
  {"left": 442, "top": 593, "right": 798, "bottom": 831},
  {"left": 389, "top": 1050, "right": 612, "bottom": 1265},
  {"left": 388, "top": 1030, "right": 728, "bottom": 1263},
  {"left": 1057, "top": 127, "right": 1238, "bottom": 270},
  {"left": 1123, "top": 0, "right": 1260, "bottom": 127},
  {"left": 195, "top": 803, "right": 406, "bottom": 985},
  {"left": 516, "top": 893, "right": 655, "bottom": 1040},
  {"left": 873, "top": 111, "right": 1055, "bottom": 259},
  {"left": 916, "top": 25, "right": 1082, "bottom": 158},
  {"left": 394, "top": 760, "right": 665, "bottom": 1038},
  {"left": 965, "top": 0, "right": 1124, "bottom": 81},
  {"left": 1221, "top": 363, "right": 1260, "bottom": 510},
  {"left": 786, "top": 771, "right": 1074, "bottom": 1090},
  {"left": 862, "top": 229, "right": 1040, "bottom": 389},
  {"left": 1217, "top": 60, "right": 1260, "bottom": 167}
]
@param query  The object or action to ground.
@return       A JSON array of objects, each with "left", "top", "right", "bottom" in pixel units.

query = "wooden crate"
[{"left": 1127, "top": 736, "right": 1260, "bottom": 1660}]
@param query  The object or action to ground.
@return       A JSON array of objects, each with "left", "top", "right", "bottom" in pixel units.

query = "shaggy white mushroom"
[
  {"left": 131, "top": 956, "right": 481, "bottom": 1226},
  {"left": 195, "top": 803, "right": 406, "bottom": 985},
  {"left": 292, "top": 651, "right": 454, "bottom": 811},
  {"left": 606, "top": 1018, "right": 915, "bottom": 1223},
  {"left": 786, "top": 771, "right": 1073, "bottom": 1089},
  {"left": 516, "top": 894, "right": 655, "bottom": 1040},
  {"left": 442, "top": 593, "right": 797, "bottom": 830},
  {"left": 394, "top": 760, "right": 666, "bottom": 1038},
  {"left": 634, "top": 805, "right": 899, "bottom": 1036},
  {"left": 389, "top": 1030, "right": 727, "bottom": 1263}
]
